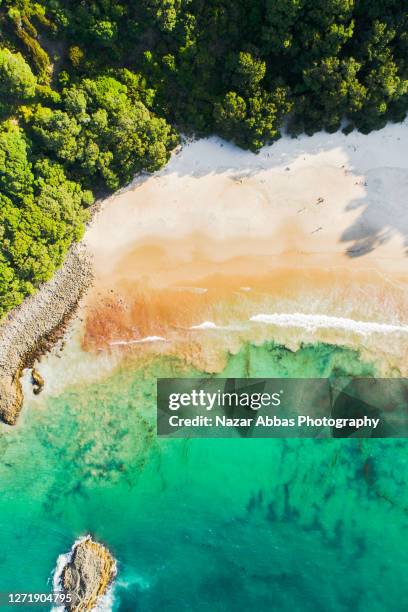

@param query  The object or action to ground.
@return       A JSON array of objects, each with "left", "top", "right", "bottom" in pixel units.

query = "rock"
[
  {"left": 31, "top": 368, "right": 44, "bottom": 395},
  {"left": 0, "top": 373, "right": 23, "bottom": 425},
  {"left": 0, "top": 244, "right": 93, "bottom": 424},
  {"left": 59, "top": 536, "right": 116, "bottom": 611}
]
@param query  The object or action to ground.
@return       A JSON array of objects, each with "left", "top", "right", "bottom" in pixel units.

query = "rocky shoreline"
[
  {"left": 0, "top": 243, "right": 93, "bottom": 425},
  {"left": 56, "top": 536, "right": 116, "bottom": 612}
]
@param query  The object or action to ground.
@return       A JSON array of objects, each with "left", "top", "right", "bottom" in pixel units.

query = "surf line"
[{"left": 250, "top": 313, "right": 408, "bottom": 334}]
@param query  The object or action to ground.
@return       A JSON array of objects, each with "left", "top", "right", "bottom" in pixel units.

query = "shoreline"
[
  {"left": 81, "top": 125, "right": 408, "bottom": 375},
  {"left": 1, "top": 122, "right": 408, "bottom": 420},
  {"left": 0, "top": 243, "right": 93, "bottom": 424}
]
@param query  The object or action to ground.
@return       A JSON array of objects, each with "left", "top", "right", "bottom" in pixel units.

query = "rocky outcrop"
[
  {"left": 0, "top": 372, "right": 24, "bottom": 425},
  {"left": 59, "top": 536, "right": 116, "bottom": 612},
  {"left": 0, "top": 244, "right": 93, "bottom": 424},
  {"left": 31, "top": 368, "right": 45, "bottom": 395}
]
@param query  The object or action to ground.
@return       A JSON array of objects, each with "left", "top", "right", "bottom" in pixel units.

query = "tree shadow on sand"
[{"left": 341, "top": 167, "right": 408, "bottom": 257}]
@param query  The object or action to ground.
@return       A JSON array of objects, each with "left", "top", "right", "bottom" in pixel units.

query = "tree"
[
  {"left": 0, "top": 48, "right": 37, "bottom": 102},
  {"left": 30, "top": 75, "right": 177, "bottom": 190},
  {"left": 31, "top": 108, "right": 81, "bottom": 162},
  {"left": 0, "top": 120, "right": 34, "bottom": 202},
  {"left": 215, "top": 87, "right": 291, "bottom": 149},
  {"left": 90, "top": 19, "right": 118, "bottom": 43},
  {"left": 295, "top": 56, "right": 366, "bottom": 133},
  {"left": 228, "top": 51, "right": 266, "bottom": 92},
  {"left": 0, "top": 121, "right": 92, "bottom": 316},
  {"left": 141, "top": 0, "right": 182, "bottom": 32}
]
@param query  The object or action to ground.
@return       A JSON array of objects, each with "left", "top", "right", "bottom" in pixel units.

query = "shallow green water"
[{"left": 0, "top": 342, "right": 407, "bottom": 611}]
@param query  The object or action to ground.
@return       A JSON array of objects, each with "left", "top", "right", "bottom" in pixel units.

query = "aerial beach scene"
[{"left": 0, "top": 1, "right": 407, "bottom": 610}]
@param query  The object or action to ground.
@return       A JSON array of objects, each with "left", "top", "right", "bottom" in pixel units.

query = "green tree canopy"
[
  {"left": 31, "top": 75, "right": 177, "bottom": 190},
  {"left": 0, "top": 0, "right": 407, "bottom": 318},
  {"left": 0, "top": 121, "right": 92, "bottom": 316},
  {"left": 0, "top": 48, "right": 37, "bottom": 102}
]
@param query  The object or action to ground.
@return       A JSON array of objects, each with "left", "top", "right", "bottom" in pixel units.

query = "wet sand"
[
  {"left": 4, "top": 124, "right": 408, "bottom": 419},
  {"left": 82, "top": 127, "right": 408, "bottom": 373}
]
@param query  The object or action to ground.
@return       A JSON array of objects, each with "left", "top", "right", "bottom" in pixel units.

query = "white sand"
[
  {"left": 27, "top": 122, "right": 408, "bottom": 400},
  {"left": 74, "top": 123, "right": 408, "bottom": 376},
  {"left": 86, "top": 123, "right": 408, "bottom": 279}
]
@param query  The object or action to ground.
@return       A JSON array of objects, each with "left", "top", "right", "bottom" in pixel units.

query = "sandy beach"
[
  {"left": 81, "top": 124, "right": 408, "bottom": 374},
  {"left": 1, "top": 122, "right": 408, "bottom": 419}
]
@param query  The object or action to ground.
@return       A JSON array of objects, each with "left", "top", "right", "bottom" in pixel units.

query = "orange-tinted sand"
[{"left": 80, "top": 131, "right": 408, "bottom": 374}]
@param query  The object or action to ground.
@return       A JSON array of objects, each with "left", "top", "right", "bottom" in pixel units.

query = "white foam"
[
  {"left": 189, "top": 321, "right": 219, "bottom": 330},
  {"left": 116, "top": 572, "right": 151, "bottom": 591},
  {"left": 109, "top": 336, "right": 167, "bottom": 346},
  {"left": 173, "top": 286, "right": 208, "bottom": 294},
  {"left": 51, "top": 536, "right": 87, "bottom": 612},
  {"left": 51, "top": 550, "right": 72, "bottom": 597},
  {"left": 51, "top": 535, "right": 117, "bottom": 612},
  {"left": 189, "top": 321, "right": 246, "bottom": 331},
  {"left": 93, "top": 584, "right": 116, "bottom": 612},
  {"left": 250, "top": 313, "right": 408, "bottom": 334}
]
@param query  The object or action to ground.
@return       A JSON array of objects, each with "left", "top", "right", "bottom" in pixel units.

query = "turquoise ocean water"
[{"left": 0, "top": 341, "right": 407, "bottom": 611}]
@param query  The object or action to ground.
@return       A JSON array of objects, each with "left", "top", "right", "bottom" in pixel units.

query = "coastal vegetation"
[{"left": 0, "top": 0, "right": 407, "bottom": 315}]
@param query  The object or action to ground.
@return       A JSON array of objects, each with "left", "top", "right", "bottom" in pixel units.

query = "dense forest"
[{"left": 0, "top": 0, "right": 407, "bottom": 315}]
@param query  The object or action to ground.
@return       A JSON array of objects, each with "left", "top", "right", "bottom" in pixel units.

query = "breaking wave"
[
  {"left": 250, "top": 313, "right": 408, "bottom": 334},
  {"left": 109, "top": 336, "right": 167, "bottom": 346},
  {"left": 51, "top": 535, "right": 117, "bottom": 612}
]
